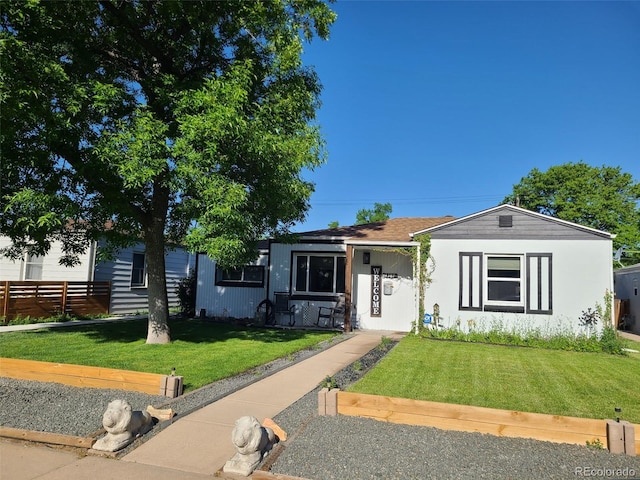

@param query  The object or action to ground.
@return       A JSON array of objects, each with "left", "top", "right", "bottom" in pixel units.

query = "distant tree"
[
  {"left": 504, "top": 162, "right": 640, "bottom": 265},
  {"left": 0, "top": 1, "right": 335, "bottom": 343},
  {"left": 327, "top": 221, "right": 339, "bottom": 229},
  {"left": 355, "top": 203, "right": 393, "bottom": 225}
]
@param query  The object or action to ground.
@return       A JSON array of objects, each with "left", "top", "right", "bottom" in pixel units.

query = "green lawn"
[
  {"left": 350, "top": 335, "right": 640, "bottom": 424},
  {"left": 0, "top": 319, "right": 341, "bottom": 392}
]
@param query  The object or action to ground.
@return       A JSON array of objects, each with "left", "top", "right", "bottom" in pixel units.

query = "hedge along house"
[{"left": 416, "top": 204, "right": 615, "bottom": 336}]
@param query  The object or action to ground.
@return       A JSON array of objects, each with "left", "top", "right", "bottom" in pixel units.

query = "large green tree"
[
  {"left": 0, "top": 0, "right": 335, "bottom": 343},
  {"left": 504, "top": 162, "right": 640, "bottom": 265}
]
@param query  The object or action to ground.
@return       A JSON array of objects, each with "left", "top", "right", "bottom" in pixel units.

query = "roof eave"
[{"left": 345, "top": 240, "right": 418, "bottom": 247}]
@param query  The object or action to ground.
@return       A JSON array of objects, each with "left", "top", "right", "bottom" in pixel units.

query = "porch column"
[
  {"left": 344, "top": 245, "right": 353, "bottom": 333},
  {"left": 414, "top": 241, "right": 421, "bottom": 335}
]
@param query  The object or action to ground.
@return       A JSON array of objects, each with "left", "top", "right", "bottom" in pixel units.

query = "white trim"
[
  {"left": 292, "top": 252, "right": 346, "bottom": 296},
  {"left": 294, "top": 235, "right": 349, "bottom": 242},
  {"left": 345, "top": 240, "right": 418, "bottom": 247},
  {"left": 484, "top": 254, "right": 525, "bottom": 308}
]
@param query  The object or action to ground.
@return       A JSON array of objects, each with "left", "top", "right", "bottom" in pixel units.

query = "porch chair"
[
  {"left": 274, "top": 292, "right": 296, "bottom": 327},
  {"left": 315, "top": 298, "right": 345, "bottom": 328}
]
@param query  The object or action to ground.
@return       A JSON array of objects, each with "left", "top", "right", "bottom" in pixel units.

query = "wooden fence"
[{"left": 0, "top": 281, "right": 111, "bottom": 323}]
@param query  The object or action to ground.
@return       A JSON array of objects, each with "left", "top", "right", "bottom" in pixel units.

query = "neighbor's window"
[
  {"left": 131, "top": 252, "right": 146, "bottom": 287},
  {"left": 293, "top": 254, "right": 345, "bottom": 295},
  {"left": 24, "top": 253, "right": 44, "bottom": 280},
  {"left": 215, "top": 265, "right": 264, "bottom": 287}
]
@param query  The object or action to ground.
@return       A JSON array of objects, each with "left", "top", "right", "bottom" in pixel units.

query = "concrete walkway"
[{"left": 0, "top": 330, "right": 397, "bottom": 479}]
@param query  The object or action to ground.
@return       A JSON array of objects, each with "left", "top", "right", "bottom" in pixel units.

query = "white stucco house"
[
  {"left": 0, "top": 237, "right": 195, "bottom": 314},
  {"left": 421, "top": 204, "right": 615, "bottom": 336},
  {"left": 196, "top": 205, "right": 615, "bottom": 335}
]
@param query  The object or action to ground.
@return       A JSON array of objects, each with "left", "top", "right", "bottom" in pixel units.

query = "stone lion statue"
[
  {"left": 222, "top": 416, "right": 277, "bottom": 476},
  {"left": 92, "top": 399, "right": 154, "bottom": 452}
]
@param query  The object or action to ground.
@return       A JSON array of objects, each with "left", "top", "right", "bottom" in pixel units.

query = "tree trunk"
[{"left": 144, "top": 188, "right": 171, "bottom": 344}]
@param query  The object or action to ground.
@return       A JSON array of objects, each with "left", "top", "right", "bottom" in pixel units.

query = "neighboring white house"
[
  {"left": 195, "top": 204, "right": 615, "bottom": 335},
  {"left": 0, "top": 237, "right": 195, "bottom": 314},
  {"left": 614, "top": 263, "right": 640, "bottom": 334}
]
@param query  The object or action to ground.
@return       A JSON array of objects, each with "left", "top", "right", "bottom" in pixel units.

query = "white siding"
[
  {"left": 426, "top": 239, "right": 613, "bottom": 336},
  {"left": 0, "top": 236, "right": 95, "bottom": 281},
  {"left": 195, "top": 253, "right": 268, "bottom": 319},
  {"left": 352, "top": 249, "right": 416, "bottom": 332},
  {"left": 93, "top": 243, "right": 195, "bottom": 314}
]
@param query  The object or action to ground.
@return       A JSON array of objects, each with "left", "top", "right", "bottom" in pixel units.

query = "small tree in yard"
[{"left": 0, "top": 1, "right": 336, "bottom": 343}]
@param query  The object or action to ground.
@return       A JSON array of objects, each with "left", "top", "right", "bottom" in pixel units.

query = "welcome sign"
[{"left": 371, "top": 265, "right": 382, "bottom": 317}]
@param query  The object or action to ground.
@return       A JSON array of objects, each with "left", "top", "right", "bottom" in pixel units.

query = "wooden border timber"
[
  {"left": 0, "top": 426, "right": 96, "bottom": 449},
  {"left": 338, "top": 391, "right": 640, "bottom": 453},
  {"left": 0, "top": 358, "right": 170, "bottom": 396}
]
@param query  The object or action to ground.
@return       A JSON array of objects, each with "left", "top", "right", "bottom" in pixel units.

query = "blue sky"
[{"left": 294, "top": 0, "right": 640, "bottom": 232}]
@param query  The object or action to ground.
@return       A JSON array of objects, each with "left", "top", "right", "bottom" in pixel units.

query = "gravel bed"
[
  {"left": 269, "top": 414, "right": 640, "bottom": 480},
  {"left": 0, "top": 377, "right": 167, "bottom": 437},
  {"left": 0, "top": 334, "right": 347, "bottom": 439},
  {"left": 2, "top": 336, "right": 640, "bottom": 479}
]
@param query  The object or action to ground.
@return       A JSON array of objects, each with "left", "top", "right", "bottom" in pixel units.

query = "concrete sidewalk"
[{"left": 1, "top": 330, "right": 396, "bottom": 479}]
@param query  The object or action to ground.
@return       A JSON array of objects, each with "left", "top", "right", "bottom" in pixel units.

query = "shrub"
[
  {"left": 599, "top": 326, "right": 624, "bottom": 355},
  {"left": 6, "top": 313, "right": 78, "bottom": 326},
  {"left": 378, "top": 336, "right": 393, "bottom": 350},
  {"left": 175, "top": 269, "right": 197, "bottom": 317}
]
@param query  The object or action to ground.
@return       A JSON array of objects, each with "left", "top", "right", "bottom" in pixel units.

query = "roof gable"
[{"left": 414, "top": 204, "right": 613, "bottom": 240}]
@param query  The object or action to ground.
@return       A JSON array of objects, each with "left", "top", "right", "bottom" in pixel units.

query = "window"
[
  {"left": 293, "top": 253, "right": 346, "bottom": 295},
  {"left": 485, "top": 256, "right": 524, "bottom": 312},
  {"left": 131, "top": 252, "right": 146, "bottom": 287},
  {"left": 459, "top": 252, "right": 552, "bottom": 314},
  {"left": 24, "top": 254, "right": 43, "bottom": 280},
  {"left": 215, "top": 265, "right": 264, "bottom": 287}
]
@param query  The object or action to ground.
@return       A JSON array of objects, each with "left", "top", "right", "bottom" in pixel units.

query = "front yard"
[
  {"left": 2, "top": 318, "right": 638, "bottom": 424},
  {"left": 0, "top": 318, "right": 341, "bottom": 392},
  {"left": 349, "top": 335, "right": 640, "bottom": 424}
]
